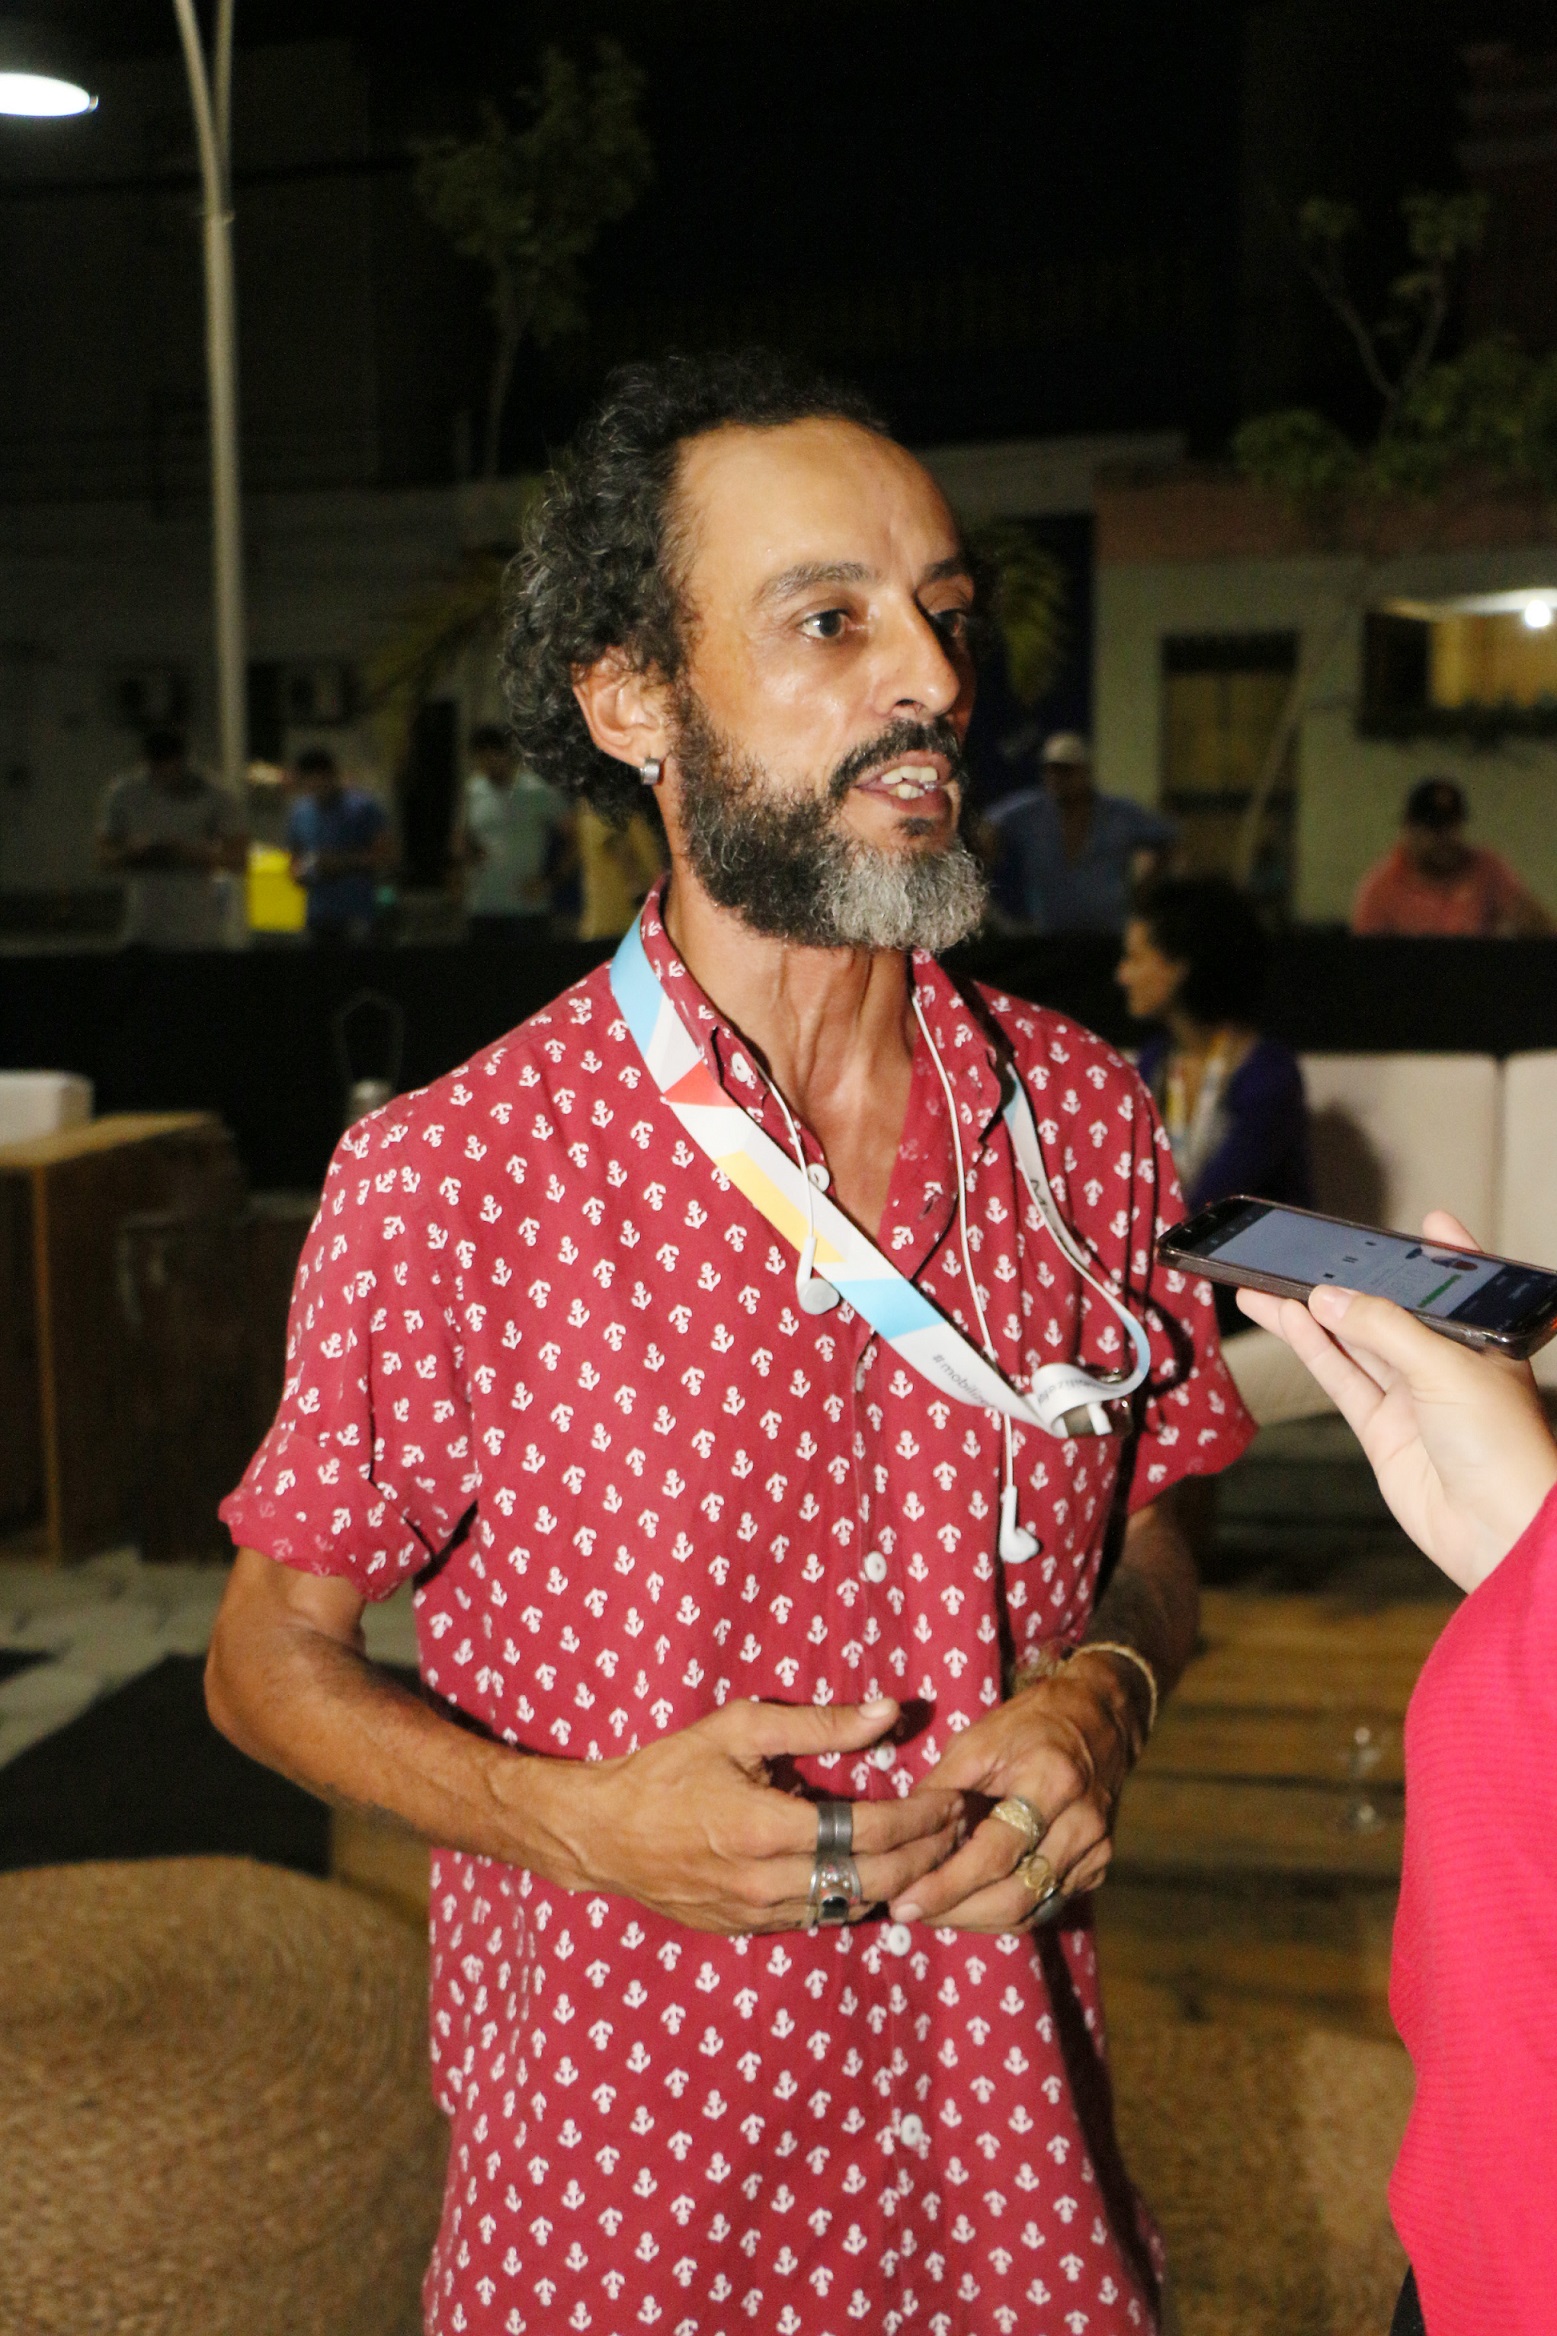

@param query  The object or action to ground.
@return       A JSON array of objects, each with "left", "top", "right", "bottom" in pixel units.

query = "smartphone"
[{"left": 1157, "top": 1195, "right": 1557, "bottom": 1359}]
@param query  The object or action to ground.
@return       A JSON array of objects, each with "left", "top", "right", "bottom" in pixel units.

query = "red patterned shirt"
[{"left": 222, "top": 887, "right": 1252, "bottom": 2336}]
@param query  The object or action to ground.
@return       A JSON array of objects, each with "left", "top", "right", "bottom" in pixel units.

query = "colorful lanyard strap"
[{"left": 610, "top": 917, "right": 1152, "bottom": 1439}]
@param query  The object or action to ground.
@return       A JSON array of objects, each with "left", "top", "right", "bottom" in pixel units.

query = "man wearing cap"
[
  {"left": 209, "top": 351, "right": 1251, "bottom": 2336},
  {"left": 987, "top": 731, "right": 1176, "bottom": 935},
  {"left": 1352, "top": 777, "right": 1553, "bottom": 938}
]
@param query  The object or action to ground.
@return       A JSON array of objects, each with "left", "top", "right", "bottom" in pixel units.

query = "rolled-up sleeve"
[{"left": 220, "top": 1122, "right": 477, "bottom": 1598}]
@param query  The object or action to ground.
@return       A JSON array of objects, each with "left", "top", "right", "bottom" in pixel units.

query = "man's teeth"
[{"left": 875, "top": 766, "right": 940, "bottom": 800}]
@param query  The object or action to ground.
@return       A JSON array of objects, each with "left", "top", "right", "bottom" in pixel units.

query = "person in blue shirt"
[
  {"left": 1117, "top": 874, "right": 1311, "bottom": 1337},
  {"left": 987, "top": 730, "right": 1176, "bottom": 934},
  {"left": 285, "top": 747, "right": 391, "bottom": 944}
]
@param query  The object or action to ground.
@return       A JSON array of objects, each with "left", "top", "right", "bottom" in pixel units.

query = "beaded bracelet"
[{"left": 1010, "top": 1638, "right": 1159, "bottom": 1739}]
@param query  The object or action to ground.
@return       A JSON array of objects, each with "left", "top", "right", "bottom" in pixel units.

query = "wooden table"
[{"left": 0, "top": 1113, "right": 244, "bottom": 1562}]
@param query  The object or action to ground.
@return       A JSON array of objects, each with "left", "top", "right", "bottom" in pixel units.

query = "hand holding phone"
[
  {"left": 1158, "top": 1195, "right": 1557, "bottom": 1359},
  {"left": 1233, "top": 1212, "right": 1557, "bottom": 1594}
]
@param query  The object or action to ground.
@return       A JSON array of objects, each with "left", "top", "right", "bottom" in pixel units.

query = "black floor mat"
[{"left": 0, "top": 1655, "right": 331, "bottom": 1874}]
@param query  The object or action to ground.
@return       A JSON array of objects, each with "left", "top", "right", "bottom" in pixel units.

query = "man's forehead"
[{"left": 675, "top": 418, "right": 964, "bottom": 601}]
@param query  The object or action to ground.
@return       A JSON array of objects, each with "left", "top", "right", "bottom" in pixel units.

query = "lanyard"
[{"left": 610, "top": 917, "right": 1151, "bottom": 1438}]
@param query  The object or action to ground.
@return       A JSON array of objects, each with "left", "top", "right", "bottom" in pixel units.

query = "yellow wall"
[{"left": 1096, "top": 547, "right": 1557, "bottom": 922}]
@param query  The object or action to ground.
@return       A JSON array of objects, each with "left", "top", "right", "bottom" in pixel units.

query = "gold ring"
[
  {"left": 990, "top": 1796, "right": 1045, "bottom": 1851},
  {"left": 1017, "top": 1850, "right": 1057, "bottom": 1898}
]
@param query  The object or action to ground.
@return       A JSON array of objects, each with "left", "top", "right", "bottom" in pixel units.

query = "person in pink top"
[
  {"left": 1238, "top": 1218, "right": 1557, "bottom": 2336},
  {"left": 1351, "top": 776, "right": 1553, "bottom": 938}
]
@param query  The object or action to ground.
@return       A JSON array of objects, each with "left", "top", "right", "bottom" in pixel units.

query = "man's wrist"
[
  {"left": 1075, "top": 1643, "right": 1156, "bottom": 1756},
  {"left": 482, "top": 1735, "right": 606, "bottom": 1894},
  {"left": 1009, "top": 1638, "right": 1157, "bottom": 1760}
]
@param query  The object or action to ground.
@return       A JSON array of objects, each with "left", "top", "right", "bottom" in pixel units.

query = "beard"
[{"left": 671, "top": 695, "right": 988, "bottom": 954}]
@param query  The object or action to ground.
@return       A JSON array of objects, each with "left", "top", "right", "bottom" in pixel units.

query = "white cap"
[{"left": 1040, "top": 731, "right": 1091, "bottom": 767}]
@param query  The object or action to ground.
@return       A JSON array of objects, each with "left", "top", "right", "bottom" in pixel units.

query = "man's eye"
[
  {"left": 931, "top": 605, "right": 973, "bottom": 641},
  {"left": 801, "top": 609, "right": 850, "bottom": 641}
]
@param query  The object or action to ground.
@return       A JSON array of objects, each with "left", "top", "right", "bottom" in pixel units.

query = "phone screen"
[{"left": 1186, "top": 1200, "right": 1557, "bottom": 1333}]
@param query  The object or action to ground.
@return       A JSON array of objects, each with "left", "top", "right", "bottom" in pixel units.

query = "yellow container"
[{"left": 247, "top": 843, "right": 307, "bottom": 933}]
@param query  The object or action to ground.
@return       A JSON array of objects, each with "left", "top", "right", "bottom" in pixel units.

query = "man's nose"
[{"left": 875, "top": 599, "right": 966, "bottom": 720}]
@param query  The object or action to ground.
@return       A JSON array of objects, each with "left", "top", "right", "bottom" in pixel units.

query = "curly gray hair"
[{"left": 500, "top": 349, "right": 886, "bottom": 823}]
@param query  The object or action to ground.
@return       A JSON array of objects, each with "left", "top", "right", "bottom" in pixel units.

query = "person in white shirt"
[
  {"left": 456, "top": 722, "right": 573, "bottom": 940},
  {"left": 97, "top": 726, "right": 248, "bottom": 949}
]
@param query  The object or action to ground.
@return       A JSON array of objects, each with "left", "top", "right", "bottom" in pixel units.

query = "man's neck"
[{"left": 661, "top": 871, "right": 913, "bottom": 1125}]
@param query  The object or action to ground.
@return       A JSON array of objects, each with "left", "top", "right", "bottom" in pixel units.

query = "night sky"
[{"left": 36, "top": 0, "right": 1557, "bottom": 459}]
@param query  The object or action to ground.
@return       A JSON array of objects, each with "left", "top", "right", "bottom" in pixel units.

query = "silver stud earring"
[{"left": 639, "top": 758, "right": 663, "bottom": 787}]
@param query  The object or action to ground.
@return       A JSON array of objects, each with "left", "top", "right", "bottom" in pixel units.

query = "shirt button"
[
  {"left": 862, "top": 1551, "right": 888, "bottom": 1584},
  {"left": 883, "top": 1923, "right": 913, "bottom": 1957},
  {"left": 806, "top": 1160, "right": 831, "bottom": 1191},
  {"left": 899, "top": 2112, "right": 926, "bottom": 2146}
]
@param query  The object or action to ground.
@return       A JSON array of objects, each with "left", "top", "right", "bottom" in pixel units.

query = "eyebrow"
[{"left": 755, "top": 553, "right": 975, "bottom": 608}]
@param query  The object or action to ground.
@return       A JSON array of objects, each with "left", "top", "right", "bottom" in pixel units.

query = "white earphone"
[
  {"left": 768, "top": 1086, "right": 841, "bottom": 1315},
  {"left": 911, "top": 993, "right": 1139, "bottom": 1564},
  {"left": 759, "top": 1006, "right": 1148, "bottom": 1566}
]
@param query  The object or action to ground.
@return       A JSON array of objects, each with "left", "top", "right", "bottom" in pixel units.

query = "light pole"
[
  {"left": 171, "top": 0, "right": 246, "bottom": 797},
  {"left": 0, "top": 11, "right": 247, "bottom": 798}
]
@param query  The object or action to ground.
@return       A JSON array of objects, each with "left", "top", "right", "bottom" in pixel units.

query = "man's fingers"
[
  {"left": 886, "top": 1810, "right": 1024, "bottom": 1923},
  {"left": 720, "top": 1695, "right": 899, "bottom": 1765},
  {"left": 855, "top": 1822, "right": 964, "bottom": 1909},
  {"left": 1029, "top": 1804, "right": 1109, "bottom": 1890},
  {"left": 736, "top": 1812, "right": 962, "bottom": 1922},
  {"left": 743, "top": 1782, "right": 962, "bottom": 1864},
  {"left": 850, "top": 1789, "right": 963, "bottom": 1856}
]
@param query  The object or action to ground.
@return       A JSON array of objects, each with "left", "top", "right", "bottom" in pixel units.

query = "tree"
[
  {"left": 414, "top": 41, "right": 653, "bottom": 479},
  {"left": 1230, "top": 191, "right": 1557, "bottom": 879},
  {"left": 971, "top": 524, "right": 1070, "bottom": 711}
]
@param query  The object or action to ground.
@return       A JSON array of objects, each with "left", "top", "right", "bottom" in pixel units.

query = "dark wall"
[{"left": 4, "top": 933, "right": 1555, "bottom": 1194}]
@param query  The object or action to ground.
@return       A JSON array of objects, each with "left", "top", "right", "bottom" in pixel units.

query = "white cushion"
[
  {"left": 1222, "top": 1325, "right": 1338, "bottom": 1426},
  {"left": 0, "top": 1072, "right": 93, "bottom": 1148},
  {"left": 1300, "top": 1053, "right": 1499, "bottom": 1247},
  {"left": 1227, "top": 1053, "right": 1500, "bottom": 1427},
  {"left": 1495, "top": 1053, "right": 1557, "bottom": 1387}
]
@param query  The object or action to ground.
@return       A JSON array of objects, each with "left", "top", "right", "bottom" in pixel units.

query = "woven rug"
[
  {"left": 1111, "top": 2017, "right": 1413, "bottom": 2336},
  {"left": 0, "top": 1857, "right": 446, "bottom": 2336}
]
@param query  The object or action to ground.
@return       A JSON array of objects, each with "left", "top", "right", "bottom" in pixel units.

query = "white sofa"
[
  {"left": 0, "top": 1072, "right": 92, "bottom": 1149},
  {"left": 1226, "top": 1050, "right": 1557, "bottom": 1422}
]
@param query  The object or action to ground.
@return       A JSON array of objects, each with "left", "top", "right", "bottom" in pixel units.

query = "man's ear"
[{"left": 572, "top": 650, "right": 672, "bottom": 771}]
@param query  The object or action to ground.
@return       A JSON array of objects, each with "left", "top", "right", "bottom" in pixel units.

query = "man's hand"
[
  {"left": 207, "top": 1553, "right": 960, "bottom": 1938},
  {"left": 885, "top": 1490, "right": 1198, "bottom": 1935},
  {"left": 522, "top": 1696, "right": 963, "bottom": 1935},
  {"left": 1237, "top": 1209, "right": 1557, "bottom": 1593},
  {"left": 885, "top": 1656, "right": 1143, "bottom": 1933}
]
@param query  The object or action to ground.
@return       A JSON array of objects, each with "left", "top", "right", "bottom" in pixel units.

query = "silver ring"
[
  {"left": 815, "top": 1799, "right": 853, "bottom": 1858},
  {"left": 807, "top": 1852, "right": 862, "bottom": 1929}
]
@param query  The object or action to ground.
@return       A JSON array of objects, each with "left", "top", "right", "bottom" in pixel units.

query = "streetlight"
[
  {"left": 170, "top": 0, "right": 246, "bottom": 798},
  {"left": 0, "top": 21, "right": 97, "bottom": 116}
]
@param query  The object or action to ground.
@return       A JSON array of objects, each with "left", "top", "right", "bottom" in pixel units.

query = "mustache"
[{"left": 827, "top": 717, "right": 969, "bottom": 803}]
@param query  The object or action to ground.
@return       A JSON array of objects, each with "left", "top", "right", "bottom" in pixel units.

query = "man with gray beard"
[{"left": 209, "top": 350, "right": 1251, "bottom": 2336}]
